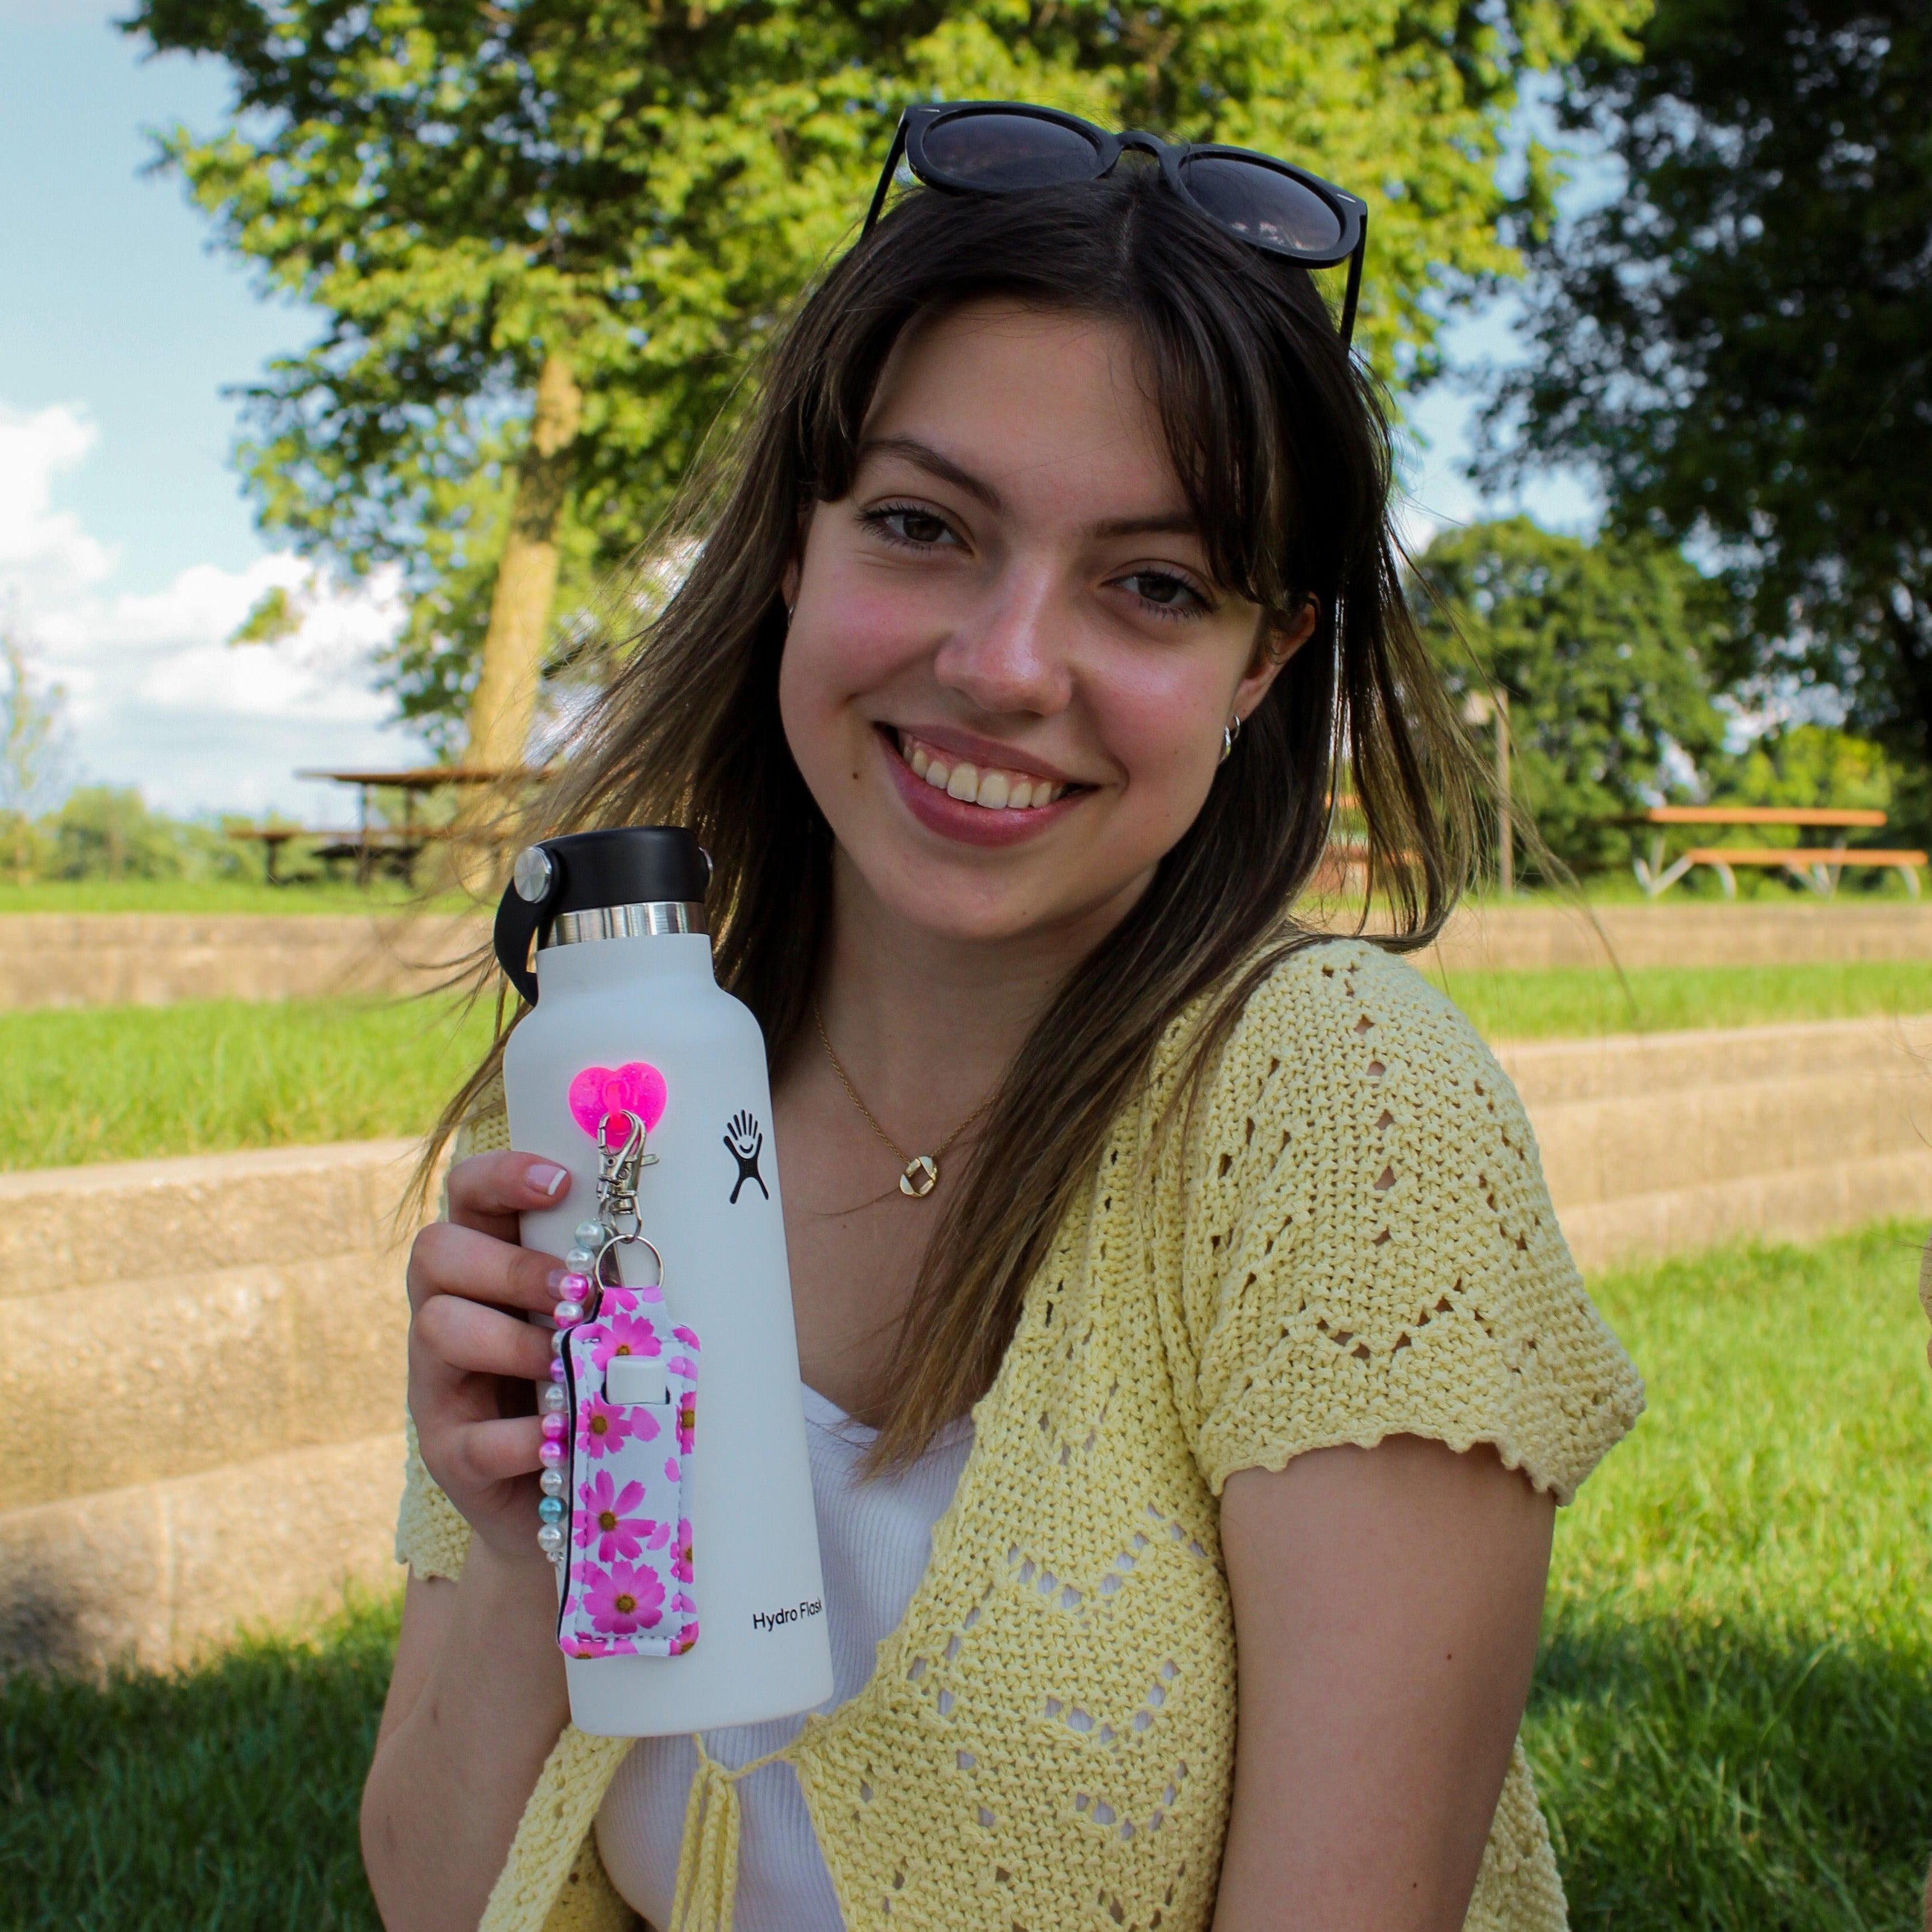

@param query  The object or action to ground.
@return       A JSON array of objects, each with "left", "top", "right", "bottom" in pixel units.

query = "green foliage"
[
  {"left": 0, "top": 1591, "right": 398, "bottom": 1930},
  {"left": 127, "top": 0, "right": 1648, "bottom": 730},
  {"left": 0, "top": 995, "right": 497, "bottom": 1170},
  {"left": 1435, "top": 958, "right": 1932, "bottom": 1039},
  {"left": 1489, "top": 0, "right": 1932, "bottom": 763},
  {"left": 228, "top": 583, "right": 304, "bottom": 646},
  {"left": 49, "top": 787, "right": 192, "bottom": 882},
  {"left": 1712, "top": 723, "right": 1895, "bottom": 819},
  {"left": 37, "top": 789, "right": 281, "bottom": 886},
  {"left": 1416, "top": 517, "right": 1729, "bottom": 873},
  {"left": 1700, "top": 720, "right": 1926, "bottom": 863},
  {"left": 1526, "top": 1221, "right": 1932, "bottom": 1923},
  {"left": 1, "top": 628, "right": 68, "bottom": 882}
]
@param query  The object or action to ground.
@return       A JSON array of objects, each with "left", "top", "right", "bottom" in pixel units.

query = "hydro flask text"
[{"left": 751, "top": 1598, "right": 824, "bottom": 1634}]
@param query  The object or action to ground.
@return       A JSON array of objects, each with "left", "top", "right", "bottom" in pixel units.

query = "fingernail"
[
  {"left": 531, "top": 1164, "right": 569, "bottom": 1198},
  {"left": 545, "top": 1268, "right": 570, "bottom": 1298}
]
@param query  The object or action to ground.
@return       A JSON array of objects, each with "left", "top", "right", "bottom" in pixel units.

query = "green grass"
[
  {"left": 0, "top": 995, "right": 497, "bottom": 1170},
  {"left": 11, "top": 960, "right": 1932, "bottom": 1175},
  {"left": 0, "top": 879, "right": 469, "bottom": 915},
  {"left": 0, "top": 1592, "right": 399, "bottom": 1931},
  {"left": 1434, "top": 959, "right": 1932, "bottom": 1039},
  {"left": 1, "top": 1226, "right": 1928, "bottom": 1923},
  {"left": 1526, "top": 1221, "right": 1932, "bottom": 1925}
]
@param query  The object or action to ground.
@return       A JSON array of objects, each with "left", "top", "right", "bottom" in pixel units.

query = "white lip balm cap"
[{"left": 604, "top": 1356, "right": 670, "bottom": 1405}]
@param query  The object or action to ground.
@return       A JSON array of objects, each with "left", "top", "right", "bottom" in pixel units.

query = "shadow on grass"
[
  {"left": 0, "top": 1592, "right": 399, "bottom": 1931},
  {"left": 10, "top": 1586, "right": 1932, "bottom": 1929},
  {"left": 1531, "top": 1608, "right": 1932, "bottom": 1930}
]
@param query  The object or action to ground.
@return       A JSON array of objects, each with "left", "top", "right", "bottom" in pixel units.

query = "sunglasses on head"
[{"left": 863, "top": 101, "right": 1369, "bottom": 347}]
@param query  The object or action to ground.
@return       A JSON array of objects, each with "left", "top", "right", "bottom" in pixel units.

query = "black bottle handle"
[{"left": 493, "top": 844, "right": 560, "bottom": 1005}]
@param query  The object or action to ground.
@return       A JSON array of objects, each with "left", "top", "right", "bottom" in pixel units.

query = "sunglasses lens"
[
  {"left": 922, "top": 111, "right": 1102, "bottom": 191},
  {"left": 1178, "top": 155, "right": 1345, "bottom": 254}
]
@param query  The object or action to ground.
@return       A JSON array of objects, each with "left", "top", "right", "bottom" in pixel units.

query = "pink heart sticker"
[{"left": 568, "top": 1062, "right": 668, "bottom": 1139}]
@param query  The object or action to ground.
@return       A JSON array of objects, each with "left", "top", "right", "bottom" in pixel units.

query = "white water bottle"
[{"left": 494, "top": 827, "right": 832, "bottom": 1736}]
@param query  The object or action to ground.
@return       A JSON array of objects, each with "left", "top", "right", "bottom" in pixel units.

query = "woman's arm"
[
  {"left": 361, "top": 1153, "right": 580, "bottom": 1932},
  {"left": 1213, "top": 1435, "right": 1555, "bottom": 1932}
]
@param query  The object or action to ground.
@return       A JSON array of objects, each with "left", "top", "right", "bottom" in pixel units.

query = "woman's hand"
[{"left": 405, "top": 1150, "right": 575, "bottom": 1565}]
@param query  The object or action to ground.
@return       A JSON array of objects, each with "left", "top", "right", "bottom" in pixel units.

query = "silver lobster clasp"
[{"left": 593, "top": 1108, "right": 657, "bottom": 1241}]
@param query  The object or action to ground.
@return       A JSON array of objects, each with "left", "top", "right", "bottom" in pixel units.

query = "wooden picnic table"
[
  {"left": 226, "top": 765, "right": 548, "bottom": 887},
  {"left": 1626, "top": 804, "right": 1925, "bottom": 899},
  {"left": 293, "top": 764, "right": 549, "bottom": 885},
  {"left": 296, "top": 762, "right": 541, "bottom": 834},
  {"left": 225, "top": 822, "right": 455, "bottom": 885}
]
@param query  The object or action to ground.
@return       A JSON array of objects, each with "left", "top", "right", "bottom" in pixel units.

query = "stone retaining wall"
[
  {"left": 6, "top": 901, "right": 1932, "bottom": 1010},
  {"left": 2, "top": 1015, "right": 1926, "bottom": 1671},
  {"left": 0, "top": 913, "right": 483, "bottom": 1010},
  {"left": 0, "top": 1141, "right": 424, "bottom": 1672},
  {"left": 1430, "top": 901, "right": 1932, "bottom": 973},
  {"left": 1495, "top": 1017, "right": 1932, "bottom": 1269}
]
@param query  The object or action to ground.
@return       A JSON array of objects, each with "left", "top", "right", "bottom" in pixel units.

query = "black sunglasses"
[{"left": 863, "top": 101, "right": 1369, "bottom": 346}]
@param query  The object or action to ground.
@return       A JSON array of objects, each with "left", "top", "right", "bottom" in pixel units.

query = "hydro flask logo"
[{"left": 724, "top": 1111, "right": 768, "bottom": 1203}]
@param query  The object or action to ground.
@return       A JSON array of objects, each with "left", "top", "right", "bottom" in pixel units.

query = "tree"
[
  {"left": 49, "top": 788, "right": 185, "bottom": 883},
  {"left": 0, "top": 627, "right": 67, "bottom": 883},
  {"left": 1484, "top": 1, "right": 1932, "bottom": 762},
  {"left": 1711, "top": 722, "right": 1897, "bottom": 819},
  {"left": 130, "top": 0, "right": 1645, "bottom": 758},
  {"left": 1415, "top": 517, "right": 1728, "bottom": 872}
]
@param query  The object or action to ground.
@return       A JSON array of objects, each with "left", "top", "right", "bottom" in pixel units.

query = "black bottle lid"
[{"left": 493, "top": 826, "right": 708, "bottom": 1003}]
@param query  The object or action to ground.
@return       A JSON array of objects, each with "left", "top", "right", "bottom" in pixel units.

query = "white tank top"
[{"left": 595, "top": 1383, "right": 974, "bottom": 1930}]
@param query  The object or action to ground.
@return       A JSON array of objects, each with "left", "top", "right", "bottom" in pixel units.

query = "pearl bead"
[
  {"left": 540, "top": 1467, "right": 565, "bottom": 1496},
  {"left": 551, "top": 1329, "right": 569, "bottom": 1357},
  {"left": 560, "top": 1273, "right": 591, "bottom": 1295},
  {"left": 549, "top": 1359, "right": 567, "bottom": 1383},
  {"left": 565, "top": 1248, "right": 596, "bottom": 1273},
  {"left": 541, "top": 1383, "right": 567, "bottom": 1413},
  {"left": 553, "top": 1301, "right": 584, "bottom": 1326},
  {"left": 539, "top": 1440, "right": 565, "bottom": 1467},
  {"left": 574, "top": 1219, "right": 605, "bottom": 1248},
  {"left": 537, "top": 1524, "right": 564, "bottom": 1553},
  {"left": 538, "top": 1496, "right": 565, "bottom": 1523},
  {"left": 542, "top": 1414, "right": 566, "bottom": 1440}
]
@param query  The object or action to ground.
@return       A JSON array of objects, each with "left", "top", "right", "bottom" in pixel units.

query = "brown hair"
[{"left": 429, "top": 166, "right": 1479, "bottom": 1469}]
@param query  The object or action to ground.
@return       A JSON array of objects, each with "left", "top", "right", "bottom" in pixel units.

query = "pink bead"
[
  {"left": 549, "top": 1360, "right": 567, "bottom": 1383},
  {"left": 561, "top": 1273, "right": 591, "bottom": 1295},
  {"left": 542, "top": 1414, "right": 566, "bottom": 1440},
  {"left": 539, "top": 1440, "right": 565, "bottom": 1467}
]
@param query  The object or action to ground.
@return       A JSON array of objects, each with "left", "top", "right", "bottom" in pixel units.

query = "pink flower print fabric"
[
  {"left": 591, "top": 1310, "right": 663, "bottom": 1372},
  {"left": 574, "top": 1470, "right": 654, "bottom": 1564},
  {"left": 557, "top": 1284, "right": 700, "bottom": 1663}
]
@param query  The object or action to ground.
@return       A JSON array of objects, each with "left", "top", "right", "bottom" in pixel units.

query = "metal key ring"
[{"left": 583, "top": 1231, "right": 664, "bottom": 1323}]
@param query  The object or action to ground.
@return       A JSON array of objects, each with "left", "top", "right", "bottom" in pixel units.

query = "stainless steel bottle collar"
[{"left": 541, "top": 902, "right": 708, "bottom": 947}]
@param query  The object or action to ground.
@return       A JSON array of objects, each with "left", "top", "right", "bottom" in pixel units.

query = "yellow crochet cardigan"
[{"left": 396, "top": 938, "right": 1644, "bottom": 1932}]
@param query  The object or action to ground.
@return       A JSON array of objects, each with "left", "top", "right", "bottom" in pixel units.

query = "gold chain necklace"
[{"left": 814, "top": 998, "right": 995, "bottom": 1200}]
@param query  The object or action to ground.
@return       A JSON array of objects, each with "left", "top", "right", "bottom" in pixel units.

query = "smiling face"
[{"left": 778, "top": 298, "right": 1309, "bottom": 949}]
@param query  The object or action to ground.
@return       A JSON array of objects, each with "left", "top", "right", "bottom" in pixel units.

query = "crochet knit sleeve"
[
  {"left": 393, "top": 1075, "right": 512, "bottom": 1581},
  {"left": 1178, "top": 941, "right": 1643, "bottom": 1504}
]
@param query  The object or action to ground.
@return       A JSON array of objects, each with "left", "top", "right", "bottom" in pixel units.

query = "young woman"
[{"left": 362, "top": 106, "right": 1643, "bottom": 1932}]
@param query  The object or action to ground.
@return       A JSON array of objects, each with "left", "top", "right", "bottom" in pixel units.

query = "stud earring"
[{"left": 1220, "top": 712, "right": 1243, "bottom": 764}]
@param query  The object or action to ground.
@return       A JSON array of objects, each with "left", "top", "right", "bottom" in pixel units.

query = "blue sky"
[{"left": 0, "top": 0, "right": 1597, "bottom": 821}]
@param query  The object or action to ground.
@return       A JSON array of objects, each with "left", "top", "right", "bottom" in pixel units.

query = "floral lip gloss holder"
[{"left": 538, "top": 1097, "right": 703, "bottom": 1660}]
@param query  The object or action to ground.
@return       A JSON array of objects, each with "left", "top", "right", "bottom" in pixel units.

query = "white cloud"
[
  {"left": 1, "top": 399, "right": 422, "bottom": 820},
  {"left": 0, "top": 404, "right": 114, "bottom": 592}
]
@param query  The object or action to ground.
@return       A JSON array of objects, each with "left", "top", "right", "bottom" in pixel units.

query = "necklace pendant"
[{"left": 899, "top": 1155, "right": 938, "bottom": 1198}]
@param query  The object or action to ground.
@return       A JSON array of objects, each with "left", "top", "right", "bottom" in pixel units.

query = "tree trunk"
[{"left": 463, "top": 349, "right": 583, "bottom": 771}]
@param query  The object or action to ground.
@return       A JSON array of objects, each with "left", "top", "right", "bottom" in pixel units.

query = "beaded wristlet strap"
[{"left": 536, "top": 1109, "right": 662, "bottom": 1565}]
